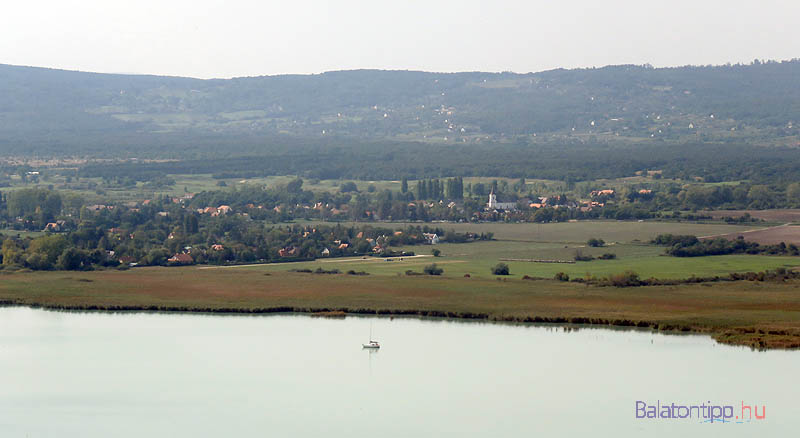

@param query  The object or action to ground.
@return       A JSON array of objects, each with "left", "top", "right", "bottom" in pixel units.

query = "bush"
[
  {"left": 604, "top": 271, "right": 642, "bottom": 287},
  {"left": 598, "top": 253, "right": 617, "bottom": 260},
  {"left": 491, "top": 262, "right": 510, "bottom": 275},
  {"left": 56, "top": 247, "right": 89, "bottom": 270},
  {"left": 587, "top": 238, "right": 605, "bottom": 247},
  {"left": 339, "top": 181, "right": 358, "bottom": 192},
  {"left": 423, "top": 263, "right": 444, "bottom": 275},
  {"left": 554, "top": 272, "right": 570, "bottom": 281},
  {"left": 346, "top": 270, "right": 369, "bottom": 275},
  {"left": 431, "top": 249, "right": 441, "bottom": 257},
  {"left": 313, "top": 267, "right": 340, "bottom": 274},
  {"left": 573, "top": 250, "right": 594, "bottom": 262}
]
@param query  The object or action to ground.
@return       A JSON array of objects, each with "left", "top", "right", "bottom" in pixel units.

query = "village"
[{"left": 4, "top": 181, "right": 656, "bottom": 269}]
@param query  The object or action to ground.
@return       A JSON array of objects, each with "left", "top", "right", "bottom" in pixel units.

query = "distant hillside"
[{"left": 0, "top": 60, "right": 799, "bottom": 155}]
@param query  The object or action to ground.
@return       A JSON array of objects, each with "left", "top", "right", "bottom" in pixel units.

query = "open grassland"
[
  {"left": 281, "top": 222, "right": 799, "bottom": 280},
  {"left": 1, "top": 267, "right": 799, "bottom": 349},
  {"left": 266, "top": 221, "right": 799, "bottom": 279},
  {"left": 245, "top": 240, "right": 800, "bottom": 280},
  {"left": 304, "top": 219, "right": 762, "bottom": 243}
]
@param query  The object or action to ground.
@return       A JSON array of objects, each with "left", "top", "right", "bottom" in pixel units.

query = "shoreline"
[
  {"left": 2, "top": 266, "right": 799, "bottom": 351},
  {"left": 1, "top": 299, "right": 795, "bottom": 351}
]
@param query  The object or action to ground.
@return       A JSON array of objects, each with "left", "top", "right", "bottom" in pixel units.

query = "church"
[{"left": 487, "top": 189, "right": 517, "bottom": 211}]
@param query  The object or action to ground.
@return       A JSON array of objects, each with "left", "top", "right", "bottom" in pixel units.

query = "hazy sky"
[{"left": 1, "top": 0, "right": 798, "bottom": 78}]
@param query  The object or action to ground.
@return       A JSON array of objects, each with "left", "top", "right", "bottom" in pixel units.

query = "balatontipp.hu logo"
[{"left": 635, "top": 401, "right": 766, "bottom": 423}]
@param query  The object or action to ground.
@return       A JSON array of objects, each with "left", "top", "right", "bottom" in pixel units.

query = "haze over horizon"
[{"left": 1, "top": 0, "right": 798, "bottom": 79}]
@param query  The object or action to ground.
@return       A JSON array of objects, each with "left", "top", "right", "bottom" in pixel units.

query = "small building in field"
[{"left": 422, "top": 233, "right": 440, "bottom": 245}]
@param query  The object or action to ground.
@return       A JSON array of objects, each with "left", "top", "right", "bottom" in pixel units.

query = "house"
[
  {"left": 118, "top": 255, "right": 137, "bottom": 266},
  {"left": 43, "top": 220, "right": 66, "bottom": 232},
  {"left": 168, "top": 253, "right": 194, "bottom": 265},
  {"left": 211, "top": 244, "right": 224, "bottom": 251},
  {"left": 590, "top": 189, "right": 615, "bottom": 197},
  {"left": 338, "top": 243, "right": 349, "bottom": 249},
  {"left": 217, "top": 205, "right": 232, "bottom": 215},
  {"left": 278, "top": 247, "right": 298, "bottom": 257},
  {"left": 422, "top": 233, "right": 440, "bottom": 245},
  {"left": 321, "top": 248, "right": 330, "bottom": 256}
]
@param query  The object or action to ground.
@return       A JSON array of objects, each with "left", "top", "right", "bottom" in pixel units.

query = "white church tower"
[{"left": 488, "top": 188, "right": 497, "bottom": 209}]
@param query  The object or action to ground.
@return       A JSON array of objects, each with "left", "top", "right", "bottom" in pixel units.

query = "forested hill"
[{"left": 1, "top": 60, "right": 799, "bottom": 155}]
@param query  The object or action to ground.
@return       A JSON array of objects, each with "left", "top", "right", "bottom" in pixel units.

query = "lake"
[{"left": 1, "top": 307, "right": 797, "bottom": 437}]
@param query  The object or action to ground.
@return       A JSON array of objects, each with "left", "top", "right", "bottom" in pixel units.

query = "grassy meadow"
[
  {"left": 244, "top": 240, "right": 799, "bottom": 280},
  {"left": 286, "top": 220, "right": 795, "bottom": 280},
  {"left": 303, "top": 220, "right": 763, "bottom": 243}
]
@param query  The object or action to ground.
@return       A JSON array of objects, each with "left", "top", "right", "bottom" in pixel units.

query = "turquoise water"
[{"left": 0, "top": 307, "right": 797, "bottom": 437}]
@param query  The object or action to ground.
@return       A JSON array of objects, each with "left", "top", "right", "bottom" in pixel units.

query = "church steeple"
[{"left": 488, "top": 188, "right": 497, "bottom": 209}]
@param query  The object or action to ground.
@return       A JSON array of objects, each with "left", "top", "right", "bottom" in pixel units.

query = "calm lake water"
[{"left": 1, "top": 306, "right": 798, "bottom": 437}]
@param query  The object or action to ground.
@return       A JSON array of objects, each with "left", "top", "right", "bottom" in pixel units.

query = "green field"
[
  {"left": 230, "top": 220, "right": 796, "bottom": 280},
  {"left": 303, "top": 220, "right": 762, "bottom": 243},
  {"left": 244, "top": 239, "right": 798, "bottom": 280},
  {"left": 0, "top": 229, "right": 44, "bottom": 238}
]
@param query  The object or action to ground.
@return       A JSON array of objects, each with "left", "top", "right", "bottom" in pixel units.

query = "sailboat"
[{"left": 362, "top": 324, "right": 380, "bottom": 349}]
